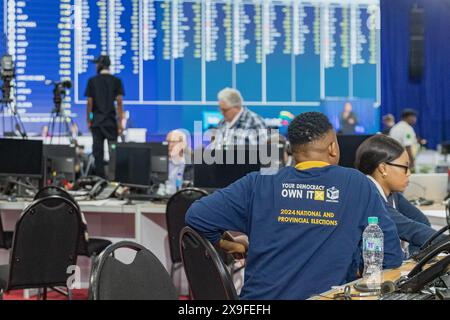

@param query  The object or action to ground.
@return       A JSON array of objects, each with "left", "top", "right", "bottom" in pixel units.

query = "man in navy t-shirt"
[{"left": 186, "top": 112, "right": 403, "bottom": 299}]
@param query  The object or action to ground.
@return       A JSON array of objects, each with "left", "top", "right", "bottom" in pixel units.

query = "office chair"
[
  {"left": 0, "top": 196, "right": 82, "bottom": 300},
  {"left": 165, "top": 187, "right": 208, "bottom": 281},
  {"left": 34, "top": 186, "right": 112, "bottom": 258},
  {"left": 0, "top": 215, "right": 13, "bottom": 250},
  {"left": 89, "top": 241, "right": 177, "bottom": 300},
  {"left": 180, "top": 227, "right": 238, "bottom": 300}
]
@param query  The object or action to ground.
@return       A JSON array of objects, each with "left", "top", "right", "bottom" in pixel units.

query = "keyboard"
[{"left": 379, "top": 292, "right": 435, "bottom": 300}]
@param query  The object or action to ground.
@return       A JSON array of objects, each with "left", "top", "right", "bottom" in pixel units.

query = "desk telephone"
[
  {"left": 75, "top": 176, "right": 119, "bottom": 200},
  {"left": 411, "top": 202, "right": 450, "bottom": 262},
  {"left": 396, "top": 241, "right": 450, "bottom": 293},
  {"left": 376, "top": 241, "right": 450, "bottom": 300}
]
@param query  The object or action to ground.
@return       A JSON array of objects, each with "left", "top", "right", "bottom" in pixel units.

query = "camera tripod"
[
  {"left": 0, "top": 99, "right": 27, "bottom": 139},
  {"left": 47, "top": 80, "right": 77, "bottom": 144},
  {"left": 48, "top": 107, "right": 76, "bottom": 144}
]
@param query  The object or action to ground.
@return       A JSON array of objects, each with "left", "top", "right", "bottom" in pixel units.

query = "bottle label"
[{"left": 364, "top": 238, "right": 383, "bottom": 252}]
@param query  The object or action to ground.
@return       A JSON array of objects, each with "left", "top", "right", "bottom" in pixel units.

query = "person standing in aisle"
[{"left": 85, "top": 55, "right": 124, "bottom": 178}]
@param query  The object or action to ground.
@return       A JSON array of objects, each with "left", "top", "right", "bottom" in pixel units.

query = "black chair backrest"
[
  {"left": 7, "top": 196, "right": 82, "bottom": 289},
  {"left": 34, "top": 186, "right": 89, "bottom": 255},
  {"left": 180, "top": 227, "right": 238, "bottom": 300},
  {"left": 34, "top": 186, "right": 79, "bottom": 209},
  {"left": 89, "top": 241, "right": 177, "bottom": 300},
  {"left": 0, "top": 216, "right": 8, "bottom": 248},
  {"left": 165, "top": 188, "right": 208, "bottom": 264}
]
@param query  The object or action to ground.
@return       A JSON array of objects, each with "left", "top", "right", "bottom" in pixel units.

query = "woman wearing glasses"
[{"left": 355, "top": 134, "right": 441, "bottom": 257}]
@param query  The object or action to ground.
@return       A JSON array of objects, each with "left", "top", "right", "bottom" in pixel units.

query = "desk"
[
  {"left": 309, "top": 205, "right": 447, "bottom": 300},
  {"left": 0, "top": 199, "right": 166, "bottom": 244},
  {"left": 0, "top": 199, "right": 174, "bottom": 290},
  {"left": 309, "top": 260, "right": 417, "bottom": 300},
  {"left": 418, "top": 204, "right": 448, "bottom": 229},
  {"left": 0, "top": 200, "right": 445, "bottom": 296}
]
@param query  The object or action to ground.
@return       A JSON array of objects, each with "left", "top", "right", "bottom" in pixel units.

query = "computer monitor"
[
  {"left": 0, "top": 138, "right": 43, "bottom": 178},
  {"left": 337, "top": 134, "right": 373, "bottom": 168},
  {"left": 193, "top": 146, "right": 268, "bottom": 190},
  {"left": 43, "top": 144, "right": 76, "bottom": 183},
  {"left": 114, "top": 143, "right": 153, "bottom": 187},
  {"left": 148, "top": 142, "right": 169, "bottom": 184},
  {"left": 202, "top": 111, "right": 223, "bottom": 130}
]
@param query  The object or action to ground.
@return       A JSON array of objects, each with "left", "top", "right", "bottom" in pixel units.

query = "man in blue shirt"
[{"left": 186, "top": 112, "right": 403, "bottom": 299}]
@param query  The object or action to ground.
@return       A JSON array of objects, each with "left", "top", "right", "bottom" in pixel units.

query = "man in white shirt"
[
  {"left": 389, "top": 109, "right": 419, "bottom": 169},
  {"left": 165, "top": 129, "right": 192, "bottom": 193}
]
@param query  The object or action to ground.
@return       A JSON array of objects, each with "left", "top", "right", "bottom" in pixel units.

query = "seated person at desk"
[
  {"left": 355, "top": 134, "right": 443, "bottom": 257},
  {"left": 165, "top": 129, "right": 193, "bottom": 193},
  {"left": 214, "top": 88, "right": 267, "bottom": 146},
  {"left": 186, "top": 112, "right": 403, "bottom": 299}
]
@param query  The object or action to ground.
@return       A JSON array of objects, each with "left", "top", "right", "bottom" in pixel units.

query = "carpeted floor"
[
  {"left": 2, "top": 289, "right": 189, "bottom": 300},
  {"left": 3, "top": 289, "right": 89, "bottom": 300}
]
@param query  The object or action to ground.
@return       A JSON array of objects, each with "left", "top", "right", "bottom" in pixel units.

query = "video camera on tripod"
[
  {"left": 45, "top": 79, "right": 72, "bottom": 115},
  {"left": 1, "top": 54, "right": 14, "bottom": 103},
  {"left": 0, "top": 54, "right": 27, "bottom": 138},
  {"left": 45, "top": 79, "right": 75, "bottom": 144}
]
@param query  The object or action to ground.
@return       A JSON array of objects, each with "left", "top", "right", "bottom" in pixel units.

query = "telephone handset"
[
  {"left": 89, "top": 179, "right": 119, "bottom": 200},
  {"left": 412, "top": 202, "right": 450, "bottom": 261},
  {"left": 397, "top": 240, "right": 450, "bottom": 293},
  {"left": 412, "top": 225, "right": 450, "bottom": 262},
  {"left": 74, "top": 176, "right": 118, "bottom": 200},
  {"left": 74, "top": 175, "right": 104, "bottom": 189},
  {"left": 89, "top": 179, "right": 107, "bottom": 198},
  {"left": 421, "top": 225, "right": 450, "bottom": 250}
]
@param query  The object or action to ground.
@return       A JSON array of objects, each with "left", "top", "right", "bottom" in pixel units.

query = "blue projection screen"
[{"left": 0, "top": 0, "right": 380, "bottom": 136}]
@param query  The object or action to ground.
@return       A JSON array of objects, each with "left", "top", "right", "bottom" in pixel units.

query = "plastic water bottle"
[
  {"left": 401, "top": 241, "right": 410, "bottom": 260},
  {"left": 175, "top": 172, "right": 183, "bottom": 191},
  {"left": 362, "top": 216, "right": 384, "bottom": 289}
]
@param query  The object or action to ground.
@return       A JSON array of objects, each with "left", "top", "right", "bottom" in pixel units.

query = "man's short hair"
[
  {"left": 383, "top": 114, "right": 395, "bottom": 122},
  {"left": 401, "top": 109, "right": 417, "bottom": 119},
  {"left": 287, "top": 112, "right": 333, "bottom": 148},
  {"left": 217, "top": 88, "right": 243, "bottom": 109},
  {"left": 166, "top": 129, "right": 188, "bottom": 143}
]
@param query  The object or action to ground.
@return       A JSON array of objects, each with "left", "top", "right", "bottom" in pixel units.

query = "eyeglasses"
[{"left": 385, "top": 162, "right": 410, "bottom": 174}]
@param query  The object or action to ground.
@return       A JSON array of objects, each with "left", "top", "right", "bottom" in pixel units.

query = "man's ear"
[{"left": 329, "top": 141, "right": 338, "bottom": 158}]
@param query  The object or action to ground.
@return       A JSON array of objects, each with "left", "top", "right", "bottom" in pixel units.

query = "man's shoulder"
[
  {"left": 104, "top": 74, "right": 122, "bottom": 82},
  {"left": 391, "top": 121, "right": 411, "bottom": 132},
  {"left": 245, "top": 108, "right": 264, "bottom": 121},
  {"left": 92, "top": 73, "right": 121, "bottom": 81},
  {"left": 88, "top": 74, "right": 105, "bottom": 83},
  {"left": 113, "top": 75, "right": 123, "bottom": 83},
  {"left": 253, "top": 165, "right": 370, "bottom": 187},
  {"left": 389, "top": 122, "right": 404, "bottom": 138},
  {"left": 390, "top": 121, "right": 415, "bottom": 141},
  {"left": 242, "top": 108, "right": 266, "bottom": 128}
]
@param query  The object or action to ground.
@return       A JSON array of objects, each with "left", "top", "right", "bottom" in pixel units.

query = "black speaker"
[{"left": 409, "top": 5, "right": 425, "bottom": 80}]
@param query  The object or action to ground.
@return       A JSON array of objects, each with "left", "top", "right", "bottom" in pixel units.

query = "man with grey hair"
[
  {"left": 215, "top": 87, "right": 267, "bottom": 146},
  {"left": 165, "top": 129, "right": 193, "bottom": 193}
]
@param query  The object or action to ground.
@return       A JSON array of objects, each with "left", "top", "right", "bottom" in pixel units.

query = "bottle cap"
[{"left": 368, "top": 216, "right": 378, "bottom": 224}]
